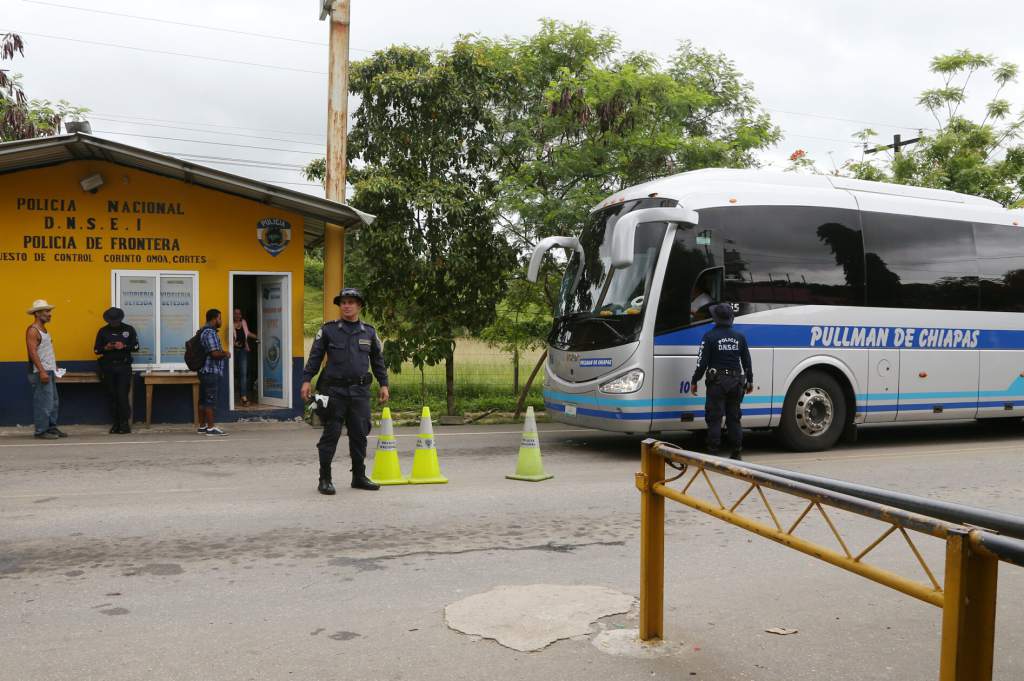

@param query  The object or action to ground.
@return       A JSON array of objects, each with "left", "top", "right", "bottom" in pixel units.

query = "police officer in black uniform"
[
  {"left": 301, "top": 288, "right": 389, "bottom": 494},
  {"left": 690, "top": 303, "right": 752, "bottom": 460},
  {"left": 94, "top": 307, "right": 140, "bottom": 434}
]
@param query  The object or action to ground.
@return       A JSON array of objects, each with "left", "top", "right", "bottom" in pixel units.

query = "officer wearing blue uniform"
[
  {"left": 301, "top": 288, "right": 389, "bottom": 494},
  {"left": 94, "top": 307, "right": 140, "bottom": 435},
  {"left": 690, "top": 303, "right": 752, "bottom": 459}
]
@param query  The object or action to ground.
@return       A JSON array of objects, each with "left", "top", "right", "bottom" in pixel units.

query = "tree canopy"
[{"left": 1, "top": 33, "right": 87, "bottom": 141}]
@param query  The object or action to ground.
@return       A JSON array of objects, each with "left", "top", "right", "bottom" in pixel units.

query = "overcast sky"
[{"left": 5, "top": 0, "right": 1024, "bottom": 198}]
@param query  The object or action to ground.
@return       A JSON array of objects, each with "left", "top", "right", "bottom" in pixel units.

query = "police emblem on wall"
[{"left": 256, "top": 218, "right": 292, "bottom": 257}]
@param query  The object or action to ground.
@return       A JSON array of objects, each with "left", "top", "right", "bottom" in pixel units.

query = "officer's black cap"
[
  {"left": 333, "top": 287, "right": 365, "bottom": 306},
  {"left": 103, "top": 306, "right": 125, "bottom": 323},
  {"left": 710, "top": 303, "right": 734, "bottom": 326}
]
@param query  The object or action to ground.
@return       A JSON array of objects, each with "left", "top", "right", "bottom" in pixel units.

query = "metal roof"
[{"left": 0, "top": 133, "right": 373, "bottom": 246}]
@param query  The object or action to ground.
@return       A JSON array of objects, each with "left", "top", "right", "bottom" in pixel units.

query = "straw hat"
[{"left": 26, "top": 299, "right": 55, "bottom": 315}]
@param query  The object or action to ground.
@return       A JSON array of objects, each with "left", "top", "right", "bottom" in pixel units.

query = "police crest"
[{"left": 256, "top": 218, "right": 291, "bottom": 257}]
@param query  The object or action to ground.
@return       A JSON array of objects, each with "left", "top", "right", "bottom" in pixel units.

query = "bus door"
[{"left": 650, "top": 224, "right": 723, "bottom": 431}]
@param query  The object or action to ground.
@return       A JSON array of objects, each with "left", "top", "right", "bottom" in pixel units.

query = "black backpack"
[{"left": 184, "top": 328, "right": 209, "bottom": 371}]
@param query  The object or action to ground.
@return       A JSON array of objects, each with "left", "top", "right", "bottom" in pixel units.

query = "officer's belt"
[
  {"left": 322, "top": 373, "right": 373, "bottom": 388},
  {"left": 709, "top": 368, "right": 744, "bottom": 376}
]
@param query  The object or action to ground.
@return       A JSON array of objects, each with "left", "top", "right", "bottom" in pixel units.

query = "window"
[
  {"left": 655, "top": 223, "right": 723, "bottom": 333},
  {"left": 707, "top": 206, "right": 864, "bottom": 308},
  {"left": 113, "top": 271, "right": 198, "bottom": 367},
  {"left": 975, "top": 222, "right": 1024, "bottom": 312},
  {"left": 862, "top": 213, "right": 978, "bottom": 310}
]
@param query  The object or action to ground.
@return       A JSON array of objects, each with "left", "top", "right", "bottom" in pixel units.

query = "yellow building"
[{"left": 0, "top": 133, "right": 369, "bottom": 425}]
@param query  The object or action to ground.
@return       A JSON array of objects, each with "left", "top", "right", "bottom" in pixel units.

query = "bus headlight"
[{"left": 600, "top": 369, "right": 644, "bottom": 394}]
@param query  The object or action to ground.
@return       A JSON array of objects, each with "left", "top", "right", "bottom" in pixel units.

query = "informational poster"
[
  {"left": 260, "top": 281, "right": 284, "bottom": 399},
  {"left": 159, "top": 276, "right": 194, "bottom": 364},
  {"left": 118, "top": 275, "right": 156, "bottom": 364}
]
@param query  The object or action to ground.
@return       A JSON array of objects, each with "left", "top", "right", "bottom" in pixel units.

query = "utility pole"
[
  {"left": 320, "top": 0, "right": 350, "bottom": 322},
  {"left": 865, "top": 133, "right": 921, "bottom": 158}
]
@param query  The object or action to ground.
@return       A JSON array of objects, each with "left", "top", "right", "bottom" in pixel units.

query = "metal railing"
[{"left": 636, "top": 439, "right": 1024, "bottom": 681}]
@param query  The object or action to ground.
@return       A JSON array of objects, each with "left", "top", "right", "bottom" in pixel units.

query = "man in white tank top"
[{"left": 25, "top": 299, "right": 66, "bottom": 439}]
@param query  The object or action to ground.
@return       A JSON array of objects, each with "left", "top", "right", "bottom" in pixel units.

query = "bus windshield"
[{"left": 549, "top": 199, "right": 673, "bottom": 350}]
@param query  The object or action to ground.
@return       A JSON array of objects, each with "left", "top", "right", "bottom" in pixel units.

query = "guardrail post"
[
  {"left": 638, "top": 439, "right": 665, "bottom": 641},
  {"left": 939, "top": 530, "right": 999, "bottom": 681}
]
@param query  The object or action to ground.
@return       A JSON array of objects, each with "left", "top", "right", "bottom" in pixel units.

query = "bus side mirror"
[
  {"left": 611, "top": 206, "right": 699, "bottom": 269},
  {"left": 527, "top": 236, "right": 583, "bottom": 282}
]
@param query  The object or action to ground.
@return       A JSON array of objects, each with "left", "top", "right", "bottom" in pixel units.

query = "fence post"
[
  {"left": 638, "top": 439, "right": 665, "bottom": 641},
  {"left": 939, "top": 530, "right": 999, "bottom": 681}
]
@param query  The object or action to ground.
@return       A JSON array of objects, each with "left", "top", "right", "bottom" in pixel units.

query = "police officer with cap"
[
  {"left": 301, "top": 287, "right": 389, "bottom": 494},
  {"left": 690, "top": 303, "right": 752, "bottom": 459},
  {"left": 94, "top": 307, "right": 140, "bottom": 434}
]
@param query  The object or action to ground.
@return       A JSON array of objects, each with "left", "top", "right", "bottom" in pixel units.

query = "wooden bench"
[
  {"left": 57, "top": 370, "right": 135, "bottom": 422},
  {"left": 143, "top": 371, "right": 200, "bottom": 426}
]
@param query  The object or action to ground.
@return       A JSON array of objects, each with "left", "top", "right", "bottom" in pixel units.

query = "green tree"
[
  {"left": 479, "top": 274, "right": 551, "bottom": 394},
  {"left": 308, "top": 41, "right": 517, "bottom": 416},
  {"left": 792, "top": 50, "right": 1024, "bottom": 207},
  {"left": 1, "top": 33, "right": 87, "bottom": 141}
]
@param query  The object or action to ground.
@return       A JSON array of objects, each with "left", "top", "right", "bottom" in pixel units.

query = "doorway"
[{"left": 229, "top": 273, "right": 292, "bottom": 411}]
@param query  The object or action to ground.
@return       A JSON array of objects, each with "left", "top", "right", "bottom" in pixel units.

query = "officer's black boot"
[
  {"left": 351, "top": 461, "right": 379, "bottom": 491},
  {"left": 730, "top": 449, "right": 743, "bottom": 461},
  {"left": 109, "top": 424, "right": 120, "bottom": 434},
  {"left": 120, "top": 421, "right": 131, "bottom": 434},
  {"left": 318, "top": 463, "right": 336, "bottom": 495}
]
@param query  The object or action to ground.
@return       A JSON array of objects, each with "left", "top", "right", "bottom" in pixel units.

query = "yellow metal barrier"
[{"left": 636, "top": 439, "right": 1020, "bottom": 681}]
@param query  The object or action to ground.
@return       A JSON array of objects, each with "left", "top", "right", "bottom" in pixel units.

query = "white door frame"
[{"left": 228, "top": 271, "right": 293, "bottom": 411}]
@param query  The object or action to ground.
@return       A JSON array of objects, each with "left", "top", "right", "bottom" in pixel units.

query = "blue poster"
[
  {"left": 159, "top": 277, "right": 194, "bottom": 364},
  {"left": 261, "top": 282, "right": 284, "bottom": 399},
  {"left": 119, "top": 275, "right": 156, "bottom": 364}
]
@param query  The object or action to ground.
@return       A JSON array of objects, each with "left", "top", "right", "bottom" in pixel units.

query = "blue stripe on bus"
[{"left": 654, "top": 323, "right": 1024, "bottom": 350}]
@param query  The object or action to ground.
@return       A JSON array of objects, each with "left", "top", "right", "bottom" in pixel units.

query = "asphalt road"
[{"left": 1, "top": 419, "right": 1022, "bottom": 680}]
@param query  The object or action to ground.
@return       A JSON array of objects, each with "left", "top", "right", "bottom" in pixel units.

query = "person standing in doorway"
[
  {"left": 301, "top": 288, "right": 389, "bottom": 494},
  {"left": 94, "top": 307, "right": 139, "bottom": 434},
  {"left": 198, "top": 309, "right": 231, "bottom": 436},
  {"left": 232, "top": 308, "right": 257, "bottom": 406},
  {"left": 25, "top": 299, "right": 66, "bottom": 439},
  {"left": 690, "top": 303, "right": 752, "bottom": 459}
]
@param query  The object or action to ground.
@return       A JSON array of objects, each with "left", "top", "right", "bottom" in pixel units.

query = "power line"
[
  {"left": 5, "top": 29, "right": 329, "bottom": 75},
  {"left": 91, "top": 111, "right": 325, "bottom": 140},
  {"left": 91, "top": 115, "right": 326, "bottom": 147},
  {"left": 765, "top": 106, "right": 931, "bottom": 133},
  {"left": 94, "top": 129, "right": 324, "bottom": 155},
  {"left": 20, "top": 0, "right": 376, "bottom": 53},
  {"left": 162, "top": 152, "right": 310, "bottom": 170}
]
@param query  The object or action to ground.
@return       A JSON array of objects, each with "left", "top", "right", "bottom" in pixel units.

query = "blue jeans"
[
  {"left": 234, "top": 349, "right": 250, "bottom": 399},
  {"left": 27, "top": 370, "right": 59, "bottom": 435}
]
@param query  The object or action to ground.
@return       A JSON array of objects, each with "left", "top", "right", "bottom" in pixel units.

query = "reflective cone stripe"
[
  {"left": 409, "top": 406, "right": 448, "bottom": 484},
  {"left": 370, "top": 407, "right": 408, "bottom": 485},
  {"left": 507, "top": 406, "right": 553, "bottom": 482}
]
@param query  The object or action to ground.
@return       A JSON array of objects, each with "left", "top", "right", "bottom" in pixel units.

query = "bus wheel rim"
[{"left": 795, "top": 387, "right": 833, "bottom": 436}]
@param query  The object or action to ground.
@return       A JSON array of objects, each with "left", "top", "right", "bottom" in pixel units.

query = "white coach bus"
[{"left": 528, "top": 169, "right": 1024, "bottom": 451}]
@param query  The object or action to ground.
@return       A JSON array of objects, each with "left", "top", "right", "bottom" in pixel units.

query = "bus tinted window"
[
  {"left": 862, "top": 212, "right": 978, "bottom": 310},
  {"left": 975, "top": 222, "right": 1024, "bottom": 312},
  {"left": 655, "top": 224, "right": 722, "bottom": 333},
  {"left": 710, "top": 206, "right": 864, "bottom": 307}
]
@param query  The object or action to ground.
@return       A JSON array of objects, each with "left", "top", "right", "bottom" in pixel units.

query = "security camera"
[{"left": 80, "top": 173, "right": 104, "bottom": 193}]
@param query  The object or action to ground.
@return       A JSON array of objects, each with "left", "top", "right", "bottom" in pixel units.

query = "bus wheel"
[{"left": 779, "top": 370, "right": 847, "bottom": 452}]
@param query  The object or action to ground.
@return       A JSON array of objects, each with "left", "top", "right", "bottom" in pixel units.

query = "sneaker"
[
  {"left": 34, "top": 431, "right": 59, "bottom": 440},
  {"left": 197, "top": 426, "right": 208, "bottom": 434},
  {"left": 205, "top": 426, "right": 228, "bottom": 437},
  {"left": 48, "top": 428, "right": 69, "bottom": 438}
]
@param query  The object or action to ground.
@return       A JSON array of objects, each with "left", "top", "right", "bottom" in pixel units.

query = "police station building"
[{"left": 0, "top": 133, "right": 370, "bottom": 426}]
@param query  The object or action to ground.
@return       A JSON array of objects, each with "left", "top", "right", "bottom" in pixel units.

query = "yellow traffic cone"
[
  {"left": 370, "top": 407, "right": 408, "bottom": 485},
  {"left": 507, "top": 406, "right": 553, "bottom": 482},
  {"left": 409, "top": 406, "right": 448, "bottom": 484}
]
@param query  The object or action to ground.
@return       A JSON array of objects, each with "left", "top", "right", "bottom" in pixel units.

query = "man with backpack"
[{"left": 191, "top": 309, "right": 231, "bottom": 436}]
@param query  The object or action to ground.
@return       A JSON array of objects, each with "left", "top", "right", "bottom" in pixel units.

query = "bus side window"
[{"left": 655, "top": 226, "right": 721, "bottom": 334}]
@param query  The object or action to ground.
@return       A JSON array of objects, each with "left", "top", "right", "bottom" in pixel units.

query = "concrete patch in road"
[
  {"left": 591, "top": 628, "right": 684, "bottom": 658},
  {"left": 444, "top": 584, "right": 634, "bottom": 652}
]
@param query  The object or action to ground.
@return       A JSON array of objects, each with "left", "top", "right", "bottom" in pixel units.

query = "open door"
[{"left": 257, "top": 275, "right": 290, "bottom": 408}]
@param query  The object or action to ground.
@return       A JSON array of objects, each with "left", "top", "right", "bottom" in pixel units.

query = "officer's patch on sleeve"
[
  {"left": 358, "top": 339, "right": 371, "bottom": 348},
  {"left": 314, "top": 327, "right": 323, "bottom": 342}
]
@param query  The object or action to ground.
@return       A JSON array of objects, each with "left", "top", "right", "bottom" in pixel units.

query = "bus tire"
[{"left": 778, "top": 370, "right": 847, "bottom": 452}]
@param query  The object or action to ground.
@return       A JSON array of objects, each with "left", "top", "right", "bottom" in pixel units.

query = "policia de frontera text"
[{"left": 301, "top": 287, "right": 389, "bottom": 495}]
